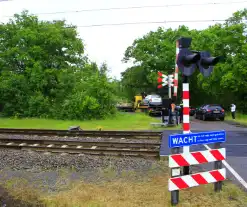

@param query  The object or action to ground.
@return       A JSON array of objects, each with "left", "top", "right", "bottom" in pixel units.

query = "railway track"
[
  {"left": 0, "top": 128, "right": 162, "bottom": 139},
  {"left": 0, "top": 137, "right": 160, "bottom": 158}
]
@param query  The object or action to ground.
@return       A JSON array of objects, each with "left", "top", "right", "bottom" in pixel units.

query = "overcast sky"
[{"left": 0, "top": 0, "right": 246, "bottom": 79}]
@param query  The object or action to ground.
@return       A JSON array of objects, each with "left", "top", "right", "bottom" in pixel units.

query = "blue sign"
[{"left": 168, "top": 130, "right": 226, "bottom": 148}]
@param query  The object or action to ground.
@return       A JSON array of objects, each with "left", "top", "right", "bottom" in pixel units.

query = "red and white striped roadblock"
[
  {"left": 169, "top": 168, "right": 226, "bottom": 191},
  {"left": 169, "top": 148, "right": 226, "bottom": 168}
]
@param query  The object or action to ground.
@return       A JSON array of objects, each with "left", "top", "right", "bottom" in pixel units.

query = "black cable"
[
  {"left": 2, "top": 0, "right": 247, "bottom": 17},
  {"left": 69, "top": 19, "right": 242, "bottom": 28}
]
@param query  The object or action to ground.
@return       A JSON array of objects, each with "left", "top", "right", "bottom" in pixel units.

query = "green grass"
[
  {"left": 225, "top": 112, "right": 247, "bottom": 125},
  {"left": 0, "top": 113, "right": 181, "bottom": 130}
]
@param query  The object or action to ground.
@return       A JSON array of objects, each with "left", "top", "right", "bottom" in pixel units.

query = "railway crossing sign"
[
  {"left": 168, "top": 130, "right": 226, "bottom": 148},
  {"left": 157, "top": 71, "right": 175, "bottom": 89},
  {"left": 157, "top": 71, "right": 168, "bottom": 88}
]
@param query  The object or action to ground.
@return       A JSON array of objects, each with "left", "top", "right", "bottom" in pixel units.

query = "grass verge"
[
  {"left": 225, "top": 112, "right": 247, "bottom": 125},
  {"left": 2, "top": 169, "right": 247, "bottom": 207},
  {"left": 0, "top": 113, "right": 181, "bottom": 130}
]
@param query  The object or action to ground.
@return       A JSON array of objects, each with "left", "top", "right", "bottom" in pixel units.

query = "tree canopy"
[
  {"left": 1, "top": 9, "right": 247, "bottom": 120},
  {"left": 121, "top": 9, "right": 247, "bottom": 112},
  {"left": 0, "top": 11, "right": 118, "bottom": 119}
]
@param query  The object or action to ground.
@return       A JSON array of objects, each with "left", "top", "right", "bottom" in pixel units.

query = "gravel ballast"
[
  {"left": 0, "top": 134, "right": 161, "bottom": 143},
  {"left": 0, "top": 150, "right": 161, "bottom": 172},
  {"left": 0, "top": 148, "right": 167, "bottom": 191}
]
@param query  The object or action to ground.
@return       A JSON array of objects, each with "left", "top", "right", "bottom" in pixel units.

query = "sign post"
[
  {"left": 170, "top": 147, "right": 180, "bottom": 205},
  {"left": 168, "top": 130, "right": 226, "bottom": 206}
]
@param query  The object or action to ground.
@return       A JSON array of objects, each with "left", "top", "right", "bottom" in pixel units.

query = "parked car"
[
  {"left": 189, "top": 107, "right": 196, "bottom": 116},
  {"left": 194, "top": 104, "right": 225, "bottom": 121},
  {"left": 142, "top": 94, "right": 162, "bottom": 106}
]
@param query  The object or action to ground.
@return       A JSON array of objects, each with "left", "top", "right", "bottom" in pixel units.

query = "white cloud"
[{"left": 0, "top": 0, "right": 246, "bottom": 79}]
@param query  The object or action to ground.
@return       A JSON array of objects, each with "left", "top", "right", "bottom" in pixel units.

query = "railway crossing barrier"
[{"left": 168, "top": 130, "right": 226, "bottom": 206}]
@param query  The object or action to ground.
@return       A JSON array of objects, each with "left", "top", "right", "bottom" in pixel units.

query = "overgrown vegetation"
[
  {"left": 0, "top": 10, "right": 119, "bottom": 120},
  {"left": 121, "top": 9, "right": 247, "bottom": 113}
]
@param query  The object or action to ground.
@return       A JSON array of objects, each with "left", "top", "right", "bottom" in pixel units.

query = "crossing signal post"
[
  {"left": 157, "top": 72, "right": 174, "bottom": 99},
  {"left": 176, "top": 37, "right": 223, "bottom": 176},
  {"left": 168, "top": 74, "right": 174, "bottom": 99},
  {"left": 157, "top": 72, "right": 175, "bottom": 125}
]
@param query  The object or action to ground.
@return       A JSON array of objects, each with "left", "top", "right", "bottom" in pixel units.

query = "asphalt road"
[{"left": 160, "top": 117, "right": 247, "bottom": 188}]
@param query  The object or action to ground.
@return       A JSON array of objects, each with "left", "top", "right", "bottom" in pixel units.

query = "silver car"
[{"left": 143, "top": 94, "right": 162, "bottom": 106}]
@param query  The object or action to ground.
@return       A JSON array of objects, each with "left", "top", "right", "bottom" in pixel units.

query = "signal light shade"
[
  {"left": 178, "top": 37, "right": 192, "bottom": 48},
  {"left": 197, "top": 51, "right": 223, "bottom": 77},
  {"left": 177, "top": 48, "right": 201, "bottom": 76}
]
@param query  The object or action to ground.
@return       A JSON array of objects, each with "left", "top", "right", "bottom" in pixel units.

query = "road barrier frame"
[{"left": 168, "top": 130, "right": 226, "bottom": 206}]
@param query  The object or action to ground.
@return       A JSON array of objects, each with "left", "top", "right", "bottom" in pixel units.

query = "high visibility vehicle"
[
  {"left": 116, "top": 94, "right": 148, "bottom": 112},
  {"left": 116, "top": 93, "right": 164, "bottom": 115},
  {"left": 194, "top": 104, "right": 225, "bottom": 121}
]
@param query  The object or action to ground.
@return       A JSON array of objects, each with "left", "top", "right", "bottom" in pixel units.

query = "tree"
[
  {"left": 121, "top": 9, "right": 247, "bottom": 112},
  {"left": 0, "top": 10, "right": 117, "bottom": 119},
  {"left": 121, "top": 26, "right": 200, "bottom": 102}
]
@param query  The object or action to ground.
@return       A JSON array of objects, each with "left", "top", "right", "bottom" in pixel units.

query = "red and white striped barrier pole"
[
  {"left": 174, "top": 40, "right": 179, "bottom": 97},
  {"left": 182, "top": 83, "right": 190, "bottom": 143},
  {"left": 183, "top": 81, "right": 190, "bottom": 175}
]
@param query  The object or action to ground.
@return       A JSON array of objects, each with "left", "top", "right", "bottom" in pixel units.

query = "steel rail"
[
  {"left": 0, "top": 138, "right": 160, "bottom": 148},
  {"left": 0, "top": 128, "right": 162, "bottom": 139},
  {"left": 0, "top": 138, "right": 160, "bottom": 158}
]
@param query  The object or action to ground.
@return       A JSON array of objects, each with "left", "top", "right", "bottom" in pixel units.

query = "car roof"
[
  {"left": 205, "top": 104, "right": 223, "bottom": 107},
  {"left": 147, "top": 94, "right": 161, "bottom": 97}
]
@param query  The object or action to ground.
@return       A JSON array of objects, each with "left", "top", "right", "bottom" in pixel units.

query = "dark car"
[
  {"left": 195, "top": 104, "right": 225, "bottom": 121},
  {"left": 189, "top": 107, "right": 196, "bottom": 116}
]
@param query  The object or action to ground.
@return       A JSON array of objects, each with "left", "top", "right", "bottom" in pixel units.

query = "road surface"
[{"left": 160, "top": 117, "right": 247, "bottom": 188}]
